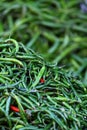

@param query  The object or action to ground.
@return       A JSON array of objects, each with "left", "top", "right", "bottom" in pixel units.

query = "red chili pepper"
[
  {"left": 40, "top": 78, "right": 45, "bottom": 83},
  {"left": 10, "top": 105, "right": 20, "bottom": 112}
]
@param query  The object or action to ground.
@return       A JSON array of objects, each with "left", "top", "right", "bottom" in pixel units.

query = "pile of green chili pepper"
[{"left": 0, "top": 39, "right": 87, "bottom": 130}]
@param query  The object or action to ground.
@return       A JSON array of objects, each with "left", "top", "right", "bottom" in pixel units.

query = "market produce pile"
[
  {"left": 0, "top": 39, "right": 86, "bottom": 130},
  {"left": 0, "top": 0, "right": 87, "bottom": 130}
]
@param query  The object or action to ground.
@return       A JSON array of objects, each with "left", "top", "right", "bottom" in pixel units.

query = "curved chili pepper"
[{"left": 10, "top": 105, "right": 20, "bottom": 112}]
